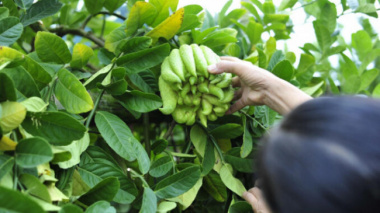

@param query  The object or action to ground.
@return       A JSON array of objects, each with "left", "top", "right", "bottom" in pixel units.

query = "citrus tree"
[{"left": 0, "top": 0, "right": 379, "bottom": 212}]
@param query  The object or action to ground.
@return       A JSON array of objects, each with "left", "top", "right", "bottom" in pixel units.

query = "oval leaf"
[
  {"left": 219, "top": 164, "right": 246, "bottom": 197},
  {"left": 149, "top": 156, "right": 173, "bottom": 178},
  {"left": 0, "top": 186, "right": 44, "bottom": 213},
  {"left": 155, "top": 166, "right": 201, "bottom": 198},
  {"left": 140, "top": 187, "right": 157, "bottom": 213},
  {"left": 78, "top": 177, "right": 120, "bottom": 205},
  {"left": 70, "top": 43, "right": 94, "bottom": 69},
  {"left": 55, "top": 69, "right": 94, "bottom": 114},
  {"left": 0, "top": 17, "right": 23, "bottom": 46},
  {"left": 22, "top": 111, "right": 87, "bottom": 146},
  {"left": 35, "top": 31, "right": 72, "bottom": 64},
  {"left": 0, "top": 101, "right": 26, "bottom": 133},
  {"left": 15, "top": 137, "right": 53, "bottom": 168}
]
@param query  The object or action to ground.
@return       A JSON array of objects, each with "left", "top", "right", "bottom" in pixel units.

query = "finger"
[
  {"left": 226, "top": 99, "right": 246, "bottom": 114},
  {"left": 208, "top": 60, "right": 244, "bottom": 76},
  {"left": 233, "top": 89, "right": 242, "bottom": 101},
  {"left": 220, "top": 56, "right": 241, "bottom": 62},
  {"left": 232, "top": 76, "right": 241, "bottom": 87},
  {"left": 243, "top": 191, "right": 260, "bottom": 212}
]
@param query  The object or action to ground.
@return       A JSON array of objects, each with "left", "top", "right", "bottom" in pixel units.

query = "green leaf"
[
  {"left": 246, "top": 21, "right": 263, "bottom": 45},
  {"left": 95, "top": 111, "right": 150, "bottom": 174},
  {"left": 241, "top": 116, "right": 253, "bottom": 158},
  {"left": 85, "top": 201, "right": 116, "bottom": 213},
  {"left": 150, "top": 0, "right": 179, "bottom": 27},
  {"left": 301, "top": 81, "right": 325, "bottom": 96},
  {"left": 20, "top": 173, "right": 51, "bottom": 202},
  {"left": 78, "top": 177, "right": 120, "bottom": 205},
  {"left": 278, "top": 0, "right": 297, "bottom": 11},
  {"left": 20, "top": 0, "right": 63, "bottom": 26},
  {"left": 149, "top": 156, "right": 173, "bottom": 178},
  {"left": 341, "top": 53, "right": 359, "bottom": 77},
  {"left": 219, "top": 0, "right": 233, "bottom": 26},
  {"left": 355, "top": 4, "right": 378, "bottom": 17},
  {"left": 0, "top": 72, "right": 17, "bottom": 102},
  {"left": 272, "top": 60, "right": 294, "bottom": 81},
  {"left": 104, "top": 0, "right": 127, "bottom": 13},
  {"left": 22, "top": 111, "right": 87, "bottom": 146},
  {"left": 190, "top": 125, "right": 207, "bottom": 156},
  {"left": 210, "top": 124, "right": 243, "bottom": 139},
  {"left": 226, "top": 148, "right": 255, "bottom": 173},
  {"left": 0, "top": 46, "right": 24, "bottom": 68},
  {"left": 84, "top": 0, "right": 105, "bottom": 14},
  {"left": 22, "top": 56, "right": 53, "bottom": 90},
  {"left": 229, "top": 201, "right": 253, "bottom": 213},
  {"left": 241, "top": 2, "right": 262, "bottom": 24},
  {"left": 1, "top": 66, "right": 40, "bottom": 99},
  {"left": 0, "top": 186, "right": 45, "bottom": 213},
  {"left": 0, "top": 17, "right": 23, "bottom": 46},
  {"left": 117, "top": 37, "right": 153, "bottom": 55},
  {"left": 360, "top": 68, "right": 379, "bottom": 91},
  {"left": 78, "top": 163, "right": 137, "bottom": 204},
  {"left": 55, "top": 133, "right": 90, "bottom": 169},
  {"left": 267, "top": 50, "right": 284, "bottom": 71},
  {"left": 320, "top": 2, "right": 337, "bottom": 33},
  {"left": 220, "top": 164, "right": 246, "bottom": 197},
  {"left": 167, "top": 178, "right": 202, "bottom": 210},
  {"left": 105, "top": 26, "right": 127, "bottom": 53},
  {"left": 155, "top": 166, "right": 201, "bottom": 198},
  {"left": 70, "top": 43, "right": 94, "bottom": 69},
  {"left": 60, "top": 204, "right": 83, "bottom": 213},
  {"left": 328, "top": 77, "right": 340, "bottom": 94},
  {"left": 203, "top": 170, "right": 227, "bottom": 202},
  {"left": 313, "top": 20, "right": 332, "bottom": 53},
  {"left": 140, "top": 187, "right": 157, "bottom": 213},
  {"left": 157, "top": 201, "right": 177, "bottom": 213},
  {"left": 15, "top": 137, "right": 53, "bottom": 168},
  {"left": 372, "top": 84, "right": 380, "bottom": 98},
  {"left": 55, "top": 69, "right": 94, "bottom": 114},
  {"left": 114, "top": 90, "right": 162, "bottom": 113},
  {"left": 0, "top": 155, "right": 14, "bottom": 180},
  {"left": 0, "top": 101, "right": 26, "bottom": 133},
  {"left": 81, "top": 146, "right": 120, "bottom": 167},
  {"left": 146, "top": 8, "right": 185, "bottom": 44},
  {"left": 14, "top": 0, "right": 33, "bottom": 9},
  {"left": 342, "top": 75, "right": 361, "bottom": 94},
  {"left": 84, "top": 64, "right": 112, "bottom": 89},
  {"left": 116, "top": 43, "right": 170, "bottom": 72},
  {"left": 201, "top": 140, "right": 215, "bottom": 176},
  {"left": 352, "top": 30, "right": 372, "bottom": 57},
  {"left": 126, "top": 2, "right": 157, "bottom": 36},
  {"left": 220, "top": 8, "right": 246, "bottom": 28},
  {"left": 35, "top": 31, "right": 72, "bottom": 64},
  {"left": 201, "top": 28, "right": 238, "bottom": 48},
  {"left": 0, "top": 8, "right": 10, "bottom": 20},
  {"left": 263, "top": 0, "right": 275, "bottom": 14},
  {"left": 178, "top": 5, "right": 203, "bottom": 33},
  {"left": 20, "top": 97, "right": 48, "bottom": 112}
]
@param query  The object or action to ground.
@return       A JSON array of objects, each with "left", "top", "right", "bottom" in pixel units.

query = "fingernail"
[{"left": 208, "top": 64, "right": 218, "bottom": 73}]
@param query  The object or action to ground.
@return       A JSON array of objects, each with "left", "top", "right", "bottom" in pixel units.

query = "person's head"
[{"left": 258, "top": 97, "right": 380, "bottom": 213}]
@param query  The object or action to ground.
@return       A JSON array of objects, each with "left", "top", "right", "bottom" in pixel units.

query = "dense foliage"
[{"left": 0, "top": 0, "right": 379, "bottom": 212}]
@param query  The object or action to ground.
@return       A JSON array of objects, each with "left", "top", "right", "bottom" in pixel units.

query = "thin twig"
[
  {"left": 49, "top": 27, "right": 105, "bottom": 47},
  {"left": 240, "top": 110, "right": 269, "bottom": 131},
  {"left": 163, "top": 120, "right": 176, "bottom": 140}
]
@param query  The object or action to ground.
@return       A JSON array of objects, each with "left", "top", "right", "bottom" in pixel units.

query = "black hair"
[{"left": 258, "top": 97, "right": 380, "bottom": 213}]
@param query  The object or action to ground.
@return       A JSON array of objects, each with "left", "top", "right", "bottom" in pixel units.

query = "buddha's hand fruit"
[{"left": 159, "top": 44, "right": 234, "bottom": 127}]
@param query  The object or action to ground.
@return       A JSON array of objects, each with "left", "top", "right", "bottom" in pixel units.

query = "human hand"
[
  {"left": 208, "top": 56, "right": 279, "bottom": 114},
  {"left": 243, "top": 187, "right": 272, "bottom": 213},
  {"left": 208, "top": 56, "right": 312, "bottom": 115}
]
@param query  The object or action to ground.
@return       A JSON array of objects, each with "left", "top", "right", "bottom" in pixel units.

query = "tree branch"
[{"left": 49, "top": 27, "right": 105, "bottom": 47}]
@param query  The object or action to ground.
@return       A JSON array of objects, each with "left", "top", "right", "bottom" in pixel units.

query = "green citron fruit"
[{"left": 158, "top": 44, "right": 234, "bottom": 127}]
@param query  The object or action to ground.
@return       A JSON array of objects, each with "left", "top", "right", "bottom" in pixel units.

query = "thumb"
[{"left": 208, "top": 60, "right": 243, "bottom": 76}]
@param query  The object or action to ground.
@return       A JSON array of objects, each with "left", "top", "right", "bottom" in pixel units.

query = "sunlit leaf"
[{"left": 35, "top": 31, "right": 72, "bottom": 64}]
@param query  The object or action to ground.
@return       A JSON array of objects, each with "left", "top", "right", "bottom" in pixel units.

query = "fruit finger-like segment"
[
  {"left": 191, "top": 85, "right": 197, "bottom": 95},
  {"left": 210, "top": 73, "right": 225, "bottom": 84},
  {"left": 180, "top": 44, "right": 197, "bottom": 77},
  {"left": 198, "top": 110, "right": 208, "bottom": 127},
  {"left": 201, "top": 45, "right": 218, "bottom": 66},
  {"left": 169, "top": 49, "right": 186, "bottom": 81},
  {"left": 158, "top": 77, "right": 178, "bottom": 115},
  {"left": 209, "top": 84, "right": 224, "bottom": 100},
  {"left": 191, "top": 44, "right": 209, "bottom": 77},
  {"left": 184, "top": 95, "right": 193, "bottom": 106},
  {"left": 186, "top": 112, "right": 196, "bottom": 125},
  {"left": 180, "top": 83, "right": 191, "bottom": 98},
  {"left": 213, "top": 106, "right": 227, "bottom": 114},
  {"left": 198, "top": 76, "right": 205, "bottom": 83},
  {"left": 161, "top": 58, "right": 182, "bottom": 84},
  {"left": 216, "top": 73, "right": 232, "bottom": 88},
  {"left": 198, "top": 81, "right": 209, "bottom": 93},
  {"left": 203, "top": 94, "right": 220, "bottom": 106},
  {"left": 208, "top": 113, "right": 218, "bottom": 121},
  {"left": 193, "top": 95, "right": 201, "bottom": 106},
  {"left": 201, "top": 99, "right": 213, "bottom": 115},
  {"left": 178, "top": 96, "right": 184, "bottom": 105},
  {"left": 173, "top": 83, "right": 183, "bottom": 91},
  {"left": 189, "top": 76, "right": 197, "bottom": 85},
  {"left": 172, "top": 106, "right": 188, "bottom": 124},
  {"left": 222, "top": 87, "right": 234, "bottom": 103}
]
